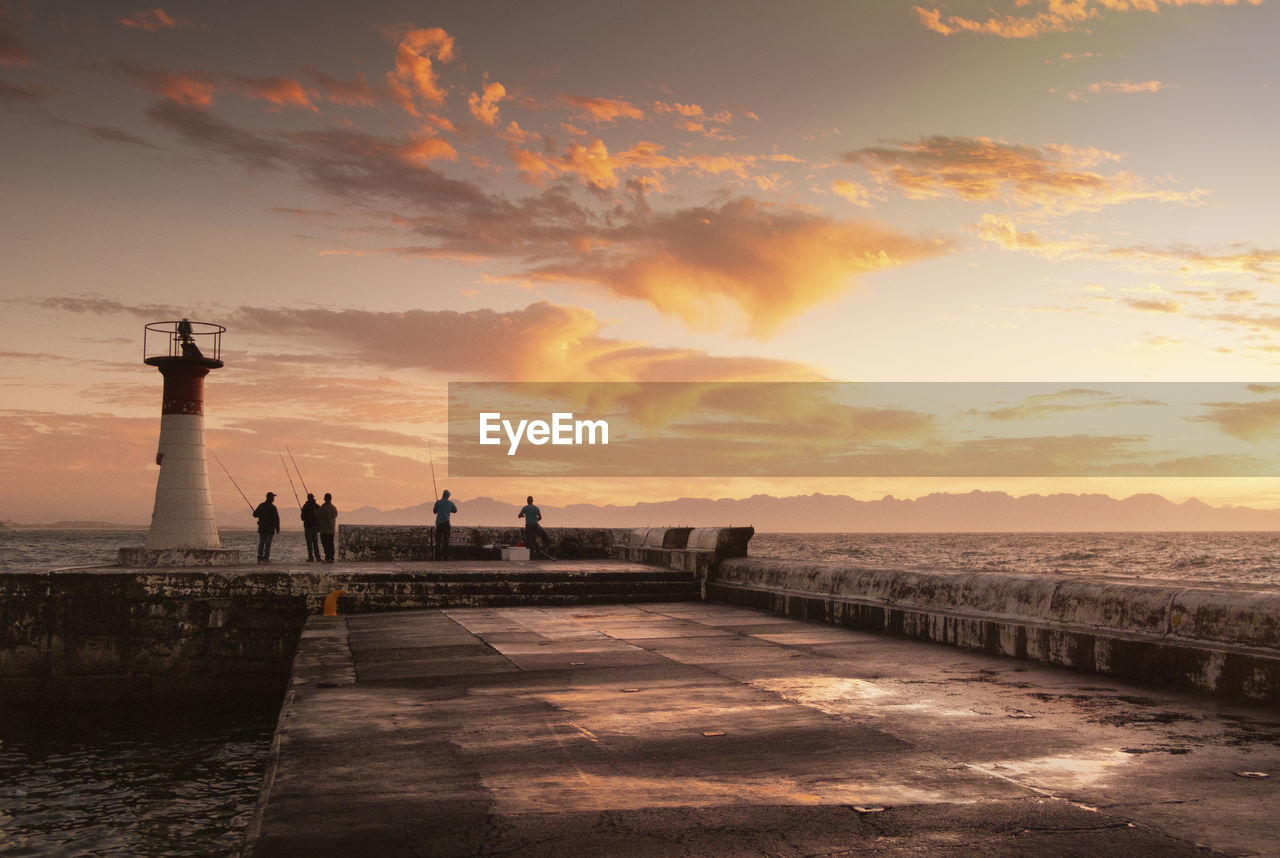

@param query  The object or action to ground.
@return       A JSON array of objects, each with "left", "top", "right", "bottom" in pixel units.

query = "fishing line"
[
  {"left": 209, "top": 449, "right": 254, "bottom": 512},
  {"left": 277, "top": 447, "right": 302, "bottom": 509}
]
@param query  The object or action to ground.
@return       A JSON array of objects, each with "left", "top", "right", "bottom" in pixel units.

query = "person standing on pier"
[
  {"left": 317, "top": 493, "right": 338, "bottom": 563},
  {"left": 518, "top": 495, "right": 549, "bottom": 555},
  {"left": 252, "top": 492, "right": 280, "bottom": 564},
  {"left": 300, "top": 492, "right": 321, "bottom": 562},
  {"left": 433, "top": 489, "right": 457, "bottom": 561}
]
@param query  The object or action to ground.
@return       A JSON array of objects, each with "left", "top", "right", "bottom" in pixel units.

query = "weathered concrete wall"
[
  {"left": 708, "top": 559, "right": 1280, "bottom": 701},
  {"left": 612, "top": 526, "right": 755, "bottom": 595},
  {"left": 339, "top": 525, "right": 629, "bottom": 561},
  {"left": 0, "top": 570, "right": 310, "bottom": 704}
]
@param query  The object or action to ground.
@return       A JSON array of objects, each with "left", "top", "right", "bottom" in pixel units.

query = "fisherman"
[
  {"left": 252, "top": 492, "right": 280, "bottom": 563},
  {"left": 300, "top": 492, "right": 321, "bottom": 562},
  {"left": 316, "top": 493, "right": 338, "bottom": 563},
  {"left": 517, "top": 495, "right": 550, "bottom": 556},
  {"left": 433, "top": 489, "right": 457, "bottom": 561}
]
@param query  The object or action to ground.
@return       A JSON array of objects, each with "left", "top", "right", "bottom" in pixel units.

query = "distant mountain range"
[{"left": 345, "top": 491, "right": 1280, "bottom": 532}]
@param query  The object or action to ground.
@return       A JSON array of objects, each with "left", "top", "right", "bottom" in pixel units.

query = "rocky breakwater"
[{"left": 708, "top": 559, "right": 1280, "bottom": 701}]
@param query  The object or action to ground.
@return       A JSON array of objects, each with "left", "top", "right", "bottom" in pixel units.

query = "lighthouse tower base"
[{"left": 118, "top": 546, "right": 243, "bottom": 567}]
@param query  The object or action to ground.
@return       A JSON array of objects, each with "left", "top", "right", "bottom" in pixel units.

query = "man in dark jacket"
[
  {"left": 433, "top": 489, "right": 457, "bottom": 561},
  {"left": 316, "top": 493, "right": 338, "bottom": 563},
  {"left": 301, "top": 492, "right": 321, "bottom": 562},
  {"left": 253, "top": 492, "right": 281, "bottom": 564}
]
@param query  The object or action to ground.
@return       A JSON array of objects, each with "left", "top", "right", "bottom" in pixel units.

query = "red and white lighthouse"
[{"left": 142, "top": 319, "right": 225, "bottom": 551}]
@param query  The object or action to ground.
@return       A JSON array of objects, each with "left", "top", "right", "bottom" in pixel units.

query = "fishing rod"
[
  {"left": 285, "top": 444, "right": 310, "bottom": 496},
  {"left": 428, "top": 440, "right": 439, "bottom": 502},
  {"left": 209, "top": 449, "right": 254, "bottom": 512},
  {"left": 277, "top": 446, "right": 303, "bottom": 509}
]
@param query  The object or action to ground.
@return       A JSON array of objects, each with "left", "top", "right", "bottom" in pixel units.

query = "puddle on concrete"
[
  {"left": 969, "top": 749, "right": 1134, "bottom": 792},
  {"left": 748, "top": 676, "right": 984, "bottom": 720}
]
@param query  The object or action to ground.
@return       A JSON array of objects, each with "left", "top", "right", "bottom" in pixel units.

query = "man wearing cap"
[{"left": 253, "top": 491, "right": 281, "bottom": 564}]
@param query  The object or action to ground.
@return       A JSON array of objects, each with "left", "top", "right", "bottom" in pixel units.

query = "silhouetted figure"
[
  {"left": 301, "top": 492, "right": 321, "bottom": 561},
  {"left": 177, "top": 317, "right": 204, "bottom": 359},
  {"left": 433, "top": 489, "right": 457, "bottom": 561},
  {"left": 316, "top": 493, "right": 338, "bottom": 563},
  {"left": 518, "top": 495, "right": 549, "bottom": 555},
  {"left": 252, "top": 492, "right": 280, "bottom": 563}
]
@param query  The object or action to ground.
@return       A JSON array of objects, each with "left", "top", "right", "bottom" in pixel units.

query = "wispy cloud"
[
  {"left": 0, "top": 9, "right": 35, "bottom": 67},
  {"left": 1108, "top": 243, "right": 1280, "bottom": 281},
  {"left": 117, "top": 9, "right": 183, "bottom": 32},
  {"left": 845, "top": 135, "right": 1203, "bottom": 213},
  {"left": 137, "top": 96, "right": 941, "bottom": 331},
  {"left": 915, "top": 0, "right": 1261, "bottom": 39},
  {"left": 558, "top": 94, "right": 646, "bottom": 124},
  {"left": 468, "top": 79, "right": 506, "bottom": 126},
  {"left": 1067, "top": 79, "right": 1166, "bottom": 101}
]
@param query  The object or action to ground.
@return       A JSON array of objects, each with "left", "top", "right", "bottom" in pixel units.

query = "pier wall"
[
  {"left": 339, "top": 525, "right": 628, "bottom": 561},
  {"left": 706, "top": 557, "right": 1280, "bottom": 702}
]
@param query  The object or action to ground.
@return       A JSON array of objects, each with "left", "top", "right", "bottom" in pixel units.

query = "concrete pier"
[{"left": 244, "top": 602, "right": 1280, "bottom": 857}]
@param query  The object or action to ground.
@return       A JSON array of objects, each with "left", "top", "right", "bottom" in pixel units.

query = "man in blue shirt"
[
  {"left": 518, "top": 495, "right": 549, "bottom": 556},
  {"left": 433, "top": 489, "right": 458, "bottom": 560}
]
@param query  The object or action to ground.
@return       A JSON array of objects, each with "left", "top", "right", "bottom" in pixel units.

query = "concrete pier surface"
[{"left": 245, "top": 602, "right": 1280, "bottom": 857}]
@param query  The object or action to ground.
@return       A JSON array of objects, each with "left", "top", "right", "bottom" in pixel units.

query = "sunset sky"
[{"left": 2, "top": 0, "right": 1279, "bottom": 525}]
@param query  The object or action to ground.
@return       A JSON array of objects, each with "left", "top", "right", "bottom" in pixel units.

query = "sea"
[{"left": 2, "top": 527, "right": 1280, "bottom": 856}]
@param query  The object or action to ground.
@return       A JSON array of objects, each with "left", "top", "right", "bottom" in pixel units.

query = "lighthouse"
[{"left": 120, "top": 320, "right": 241, "bottom": 566}]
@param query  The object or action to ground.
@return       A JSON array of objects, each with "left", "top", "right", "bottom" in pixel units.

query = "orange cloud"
[
  {"left": 385, "top": 27, "right": 455, "bottom": 115},
  {"left": 117, "top": 62, "right": 215, "bottom": 106},
  {"left": 559, "top": 94, "right": 646, "bottom": 124},
  {"left": 141, "top": 100, "right": 942, "bottom": 332},
  {"left": 915, "top": 0, "right": 1261, "bottom": 39},
  {"left": 532, "top": 198, "right": 950, "bottom": 335},
  {"left": 117, "top": 9, "right": 180, "bottom": 31},
  {"left": 846, "top": 135, "right": 1203, "bottom": 213},
  {"left": 468, "top": 80, "right": 506, "bottom": 126},
  {"left": 232, "top": 75, "right": 317, "bottom": 110},
  {"left": 831, "top": 179, "right": 874, "bottom": 207},
  {"left": 972, "top": 213, "right": 1093, "bottom": 257}
]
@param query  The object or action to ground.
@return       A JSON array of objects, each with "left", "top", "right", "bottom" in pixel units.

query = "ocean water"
[
  {"left": 750, "top": 531, "right": 1280, "bottom": 588},
  {"left": 0, "top": 707, "right": 277, "bottom": 858},
  {"left": 3, "top": 527, "right": 1280, "bottom": 587}
]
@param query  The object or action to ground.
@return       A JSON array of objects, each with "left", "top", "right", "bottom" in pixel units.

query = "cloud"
[
  {"left": 1189, "top": 398, "right": 1280, "bottom": 443},
  {"left": 831, "top": 179, "right": 874, "bottom": 207},
  {"left": 972, "top": 213, "right": 1094, "bottom": 257},
  {"left": 117, "top": 9, "right": 181, "bottom": 31},
  {"left": 300, "top": 67, "right": 380, "bottom": 107},
  {"left": 845, "top": 135, "right": 1203, "bottom": 213},
  {"left": 137, "top": 85, "right": 939, "bottom": 331},
  {"left": 0, "top": 78, "right": 48, "bottom": 101},
  {"left": 1068, "top": 79, "right": 1165, "bottom": 101},
  {"left": 116, "top": 61, "right": 216, "bottom": 107},
  {"left": 1108, "top": 243, "right": 1280, "bottom": 281},
  {"left": 231, "top": 75, "right": 317, "bottom": 111},
  {"left": 468, "top": 79, "right": 506, "bottom": 126},
  {"left": 0, "top": 11, "right": 35, "bottom": 66},
  {"left": 558, "top": 94, "right": 646, "bottom": 124},
  {"left": 145, "top": 99, "right": 288, "bottom": 167},
  {"left": 1123, "top": 297, "right": 1184, "bottom": 313},
  {"left": 529, "top": 198, "right": 950, "bottom": 335},
  {"left": 224, "top": 301, "right": 826, "bottom": 381},
  {"left": 384, "top": 26, "right": 455, "bottom": 115},
  {"left": 977, "top": 388, "right": 1166, "bottom": 421},
  {"left": 915, "top": 0, "right": 1261, "bottom": 39}
]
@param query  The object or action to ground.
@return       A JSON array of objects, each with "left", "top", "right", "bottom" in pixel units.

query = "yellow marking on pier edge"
[{"left": 323, "top": 589, "right": 346, "bottom": 617}]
